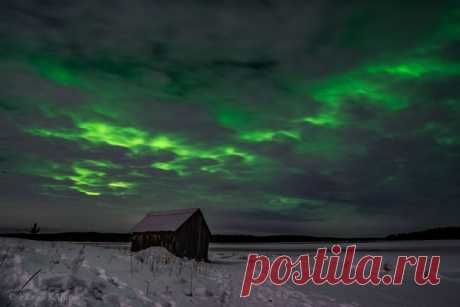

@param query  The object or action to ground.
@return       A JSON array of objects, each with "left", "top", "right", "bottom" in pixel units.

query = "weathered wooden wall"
[
  {"left": 175, "top": 210, "right": 210, "bottom": 260},
  {"left": 131, "top": 232, "right": 176, "bottom": 253}
]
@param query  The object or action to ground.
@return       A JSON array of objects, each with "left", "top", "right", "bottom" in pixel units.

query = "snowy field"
[{"left": 1, "top": 238, "right": 459, "bottom": 307}]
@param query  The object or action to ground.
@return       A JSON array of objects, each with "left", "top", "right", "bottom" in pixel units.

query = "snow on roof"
[{"left": 131, "top": 208, "right": 199, "bottom": 233}]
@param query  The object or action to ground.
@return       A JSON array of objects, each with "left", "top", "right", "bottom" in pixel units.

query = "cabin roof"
[{"left": 131, "top": 208, "right": 200, "bottom": 233}]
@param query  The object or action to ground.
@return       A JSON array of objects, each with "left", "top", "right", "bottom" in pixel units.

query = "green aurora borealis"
[{"left": 1, "top": 0, "right": 459, "bottom": 235}]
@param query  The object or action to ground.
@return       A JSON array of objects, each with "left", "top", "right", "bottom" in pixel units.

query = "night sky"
[{"left": 1, "top": 0, "right": 459, "bottom": 236}]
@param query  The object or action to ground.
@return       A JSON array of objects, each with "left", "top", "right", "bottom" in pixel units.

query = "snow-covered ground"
[{"left": 1, "top": 238, "right": 459, "bottom": 307}]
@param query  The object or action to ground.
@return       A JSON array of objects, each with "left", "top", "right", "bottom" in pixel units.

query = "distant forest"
[{"left": 1, "top": 227, "right": 459, "bottom": 243}]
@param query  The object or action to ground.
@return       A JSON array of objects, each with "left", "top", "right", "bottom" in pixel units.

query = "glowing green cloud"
[
  {"left": 152, "top": 161, "right": 188, "bottom": 176},
  {"left": 108, "top": 181, "right": 134, "bottom": 189},
  {"left": 302, "top": 54, "right": 460, "bottom": 129},
  {"left": 302, "top": 112, "right": 340, "bottom": 127},
  {"left": 239, "top": 130, "right": 300, "bottom": 142},
  {"left": 28, "top": 120, "right": 258, "bottom": 177},
  {"left": 366, "top": 58, "right": 460, "bottom": 78},
  {"left": 61, "top": 161, "right": 135, "bottom": 196},
  {"left": 19, "top": 159, "right": 135, "bottom": 196},
  {"left": 28, "top": 56, "right": 86, "bottom": 88},
  {"left": 309, "top": 74, "right": 408, "bottom": 110}
]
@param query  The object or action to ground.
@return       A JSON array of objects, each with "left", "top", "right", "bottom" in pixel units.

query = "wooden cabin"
[{"left": 130, "top": 208, "right": 211, "bottom": 261}]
